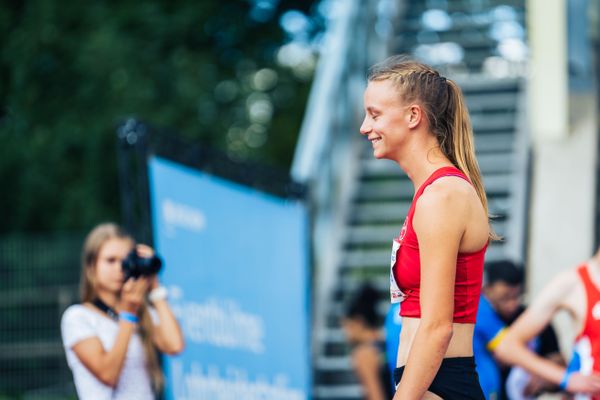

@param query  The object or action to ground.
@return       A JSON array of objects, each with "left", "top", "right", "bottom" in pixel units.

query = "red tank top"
[
  {"left": 392, "top": 166, "right": 487, "bottom": 323},
  {"left": 574, "top": 264, "right": 600, "bottom": 377}
]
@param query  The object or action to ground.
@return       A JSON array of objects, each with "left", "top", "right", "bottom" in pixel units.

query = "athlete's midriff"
[
  {"left": 396, "top": 317, "right": 475, "bottom": 367},
  {"left": 392, "top": 166, "right": 487, "bottom": 323}
]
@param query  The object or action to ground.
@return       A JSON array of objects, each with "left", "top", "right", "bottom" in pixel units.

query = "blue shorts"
[{"left": 394, "top": 357, "right": 485, "bottom": 400}]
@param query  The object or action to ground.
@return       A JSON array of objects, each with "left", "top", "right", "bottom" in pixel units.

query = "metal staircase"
[{"left": 291, "top": 1, "right": 530, "bottom": 399}]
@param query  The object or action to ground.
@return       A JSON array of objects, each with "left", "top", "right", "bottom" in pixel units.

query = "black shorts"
[{"left": 393, "top": 357, "right": 485, "bottom": 400}]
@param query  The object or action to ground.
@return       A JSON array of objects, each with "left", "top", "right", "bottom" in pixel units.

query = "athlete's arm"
[
  {"left": 393, "top": 181, "right": 466, "bottom": 399},
  {"left": 495, "top": 271, "right": 600, "bottom": 395}
]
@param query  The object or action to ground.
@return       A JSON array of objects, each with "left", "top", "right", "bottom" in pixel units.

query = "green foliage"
[{"left": 0, "top": 0, "right": 321, "bottom": 233}]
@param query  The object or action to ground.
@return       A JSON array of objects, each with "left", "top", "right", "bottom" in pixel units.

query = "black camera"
[{"left": 121, "top": 250, "right": 163, "bottom": 280}]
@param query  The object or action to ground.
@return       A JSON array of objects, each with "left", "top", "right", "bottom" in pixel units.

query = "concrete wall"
[{"left": 527, "top": 0, "right": 599, "bottom": 354}]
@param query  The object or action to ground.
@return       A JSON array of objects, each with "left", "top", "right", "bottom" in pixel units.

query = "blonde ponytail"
[{"left": 445, "top": 80, "right": 500, "bottom": 240}]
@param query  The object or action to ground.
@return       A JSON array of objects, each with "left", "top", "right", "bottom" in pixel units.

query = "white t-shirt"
[{"left": 61, "top": 304, "right": 155, "bottom": 400}]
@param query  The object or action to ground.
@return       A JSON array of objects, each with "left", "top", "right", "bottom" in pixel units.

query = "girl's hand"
[
  {"left": 117, "top": 277, "right": 151, "bottom": 314},
  {"left": 136, "top": 244, "right": 154, "bottom": 258},
  {"left": 135, "top": 244, "right": 160, "bottom": 289}
]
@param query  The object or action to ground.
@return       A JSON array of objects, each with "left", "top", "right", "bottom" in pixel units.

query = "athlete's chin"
[{"left": 373, "top": 150, "right": 388, "bottom": 160}]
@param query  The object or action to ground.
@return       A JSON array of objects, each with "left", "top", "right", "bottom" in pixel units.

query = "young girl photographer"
[{"left": 61, "top": 223, "right": 184, "bottom": 399}]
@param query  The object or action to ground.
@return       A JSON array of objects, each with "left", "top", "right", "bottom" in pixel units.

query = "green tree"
[{"left": 0, "top": 0, "right": 323, "bottom": 233}]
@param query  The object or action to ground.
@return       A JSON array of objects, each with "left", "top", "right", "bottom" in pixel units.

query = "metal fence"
[{"left": 0, "top": 232, "right": 84, "bottom": 399}]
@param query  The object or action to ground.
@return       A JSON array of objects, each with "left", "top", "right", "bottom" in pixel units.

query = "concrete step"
[
  {"left": 466, "top": 92, "right": 519, "bottom": 113},
  {"left": 400, "top": 32, "right": 498, "bottom": 49},
  {"left": 353, "top": 181, "right": 413, "bottom": 202},
  {"left": 472, "top": 112, "right": 517, "bottom": 132},
  {"left": 313, "top": 384, "right": 362, "bottom": 400},
  {"left": 350, "top": 185, "right": 510, "bottom": 224},
  {"left": 315, "top": 355, "right": 353, "bottom": 371},
  {"left": 340, "top": 242, "right": 507, "bottom": 272},
  {"left": 350, "top": 201, "right": 411, "bottom": 225},
  {"left": 360, "top": 152, "right": 514, "bottom": 180},
  {"left": 360, "top": 132, "right": 515, "bottom": 158},
  {"left": 321, "top": 340, "right": 351, "bottom": 357},
  {"left": 358, "top": 152, "right": 513, "bottom": 180},
  {"left": 344, "top": 224, "right": 403, "bottom": 245},
  {"left": 403, "top": 0, "right": 524, "bottom": 18},
  {"left": 327, "top": 300, "right": 389, "bottom": 329},
  {"left": 344, "top": 221, "right": 508, "bottom": 247},
  {"left": 399, "top": 10, "right": 525, "bottom": 34},
  {"left": 317, "top": 328, "right": 347, "bottom": 347},
  {"left": 340, "top": 248, "right": 390, "bottom": 270},
  {"left": 456, "top": 77, "right": 520, "bottom": 93},
  {"left": 332, "top": 277, "right": 389, "bottom": 302},
  {"left": 474, "top": 132, "right": 515, "bottom": 153}
]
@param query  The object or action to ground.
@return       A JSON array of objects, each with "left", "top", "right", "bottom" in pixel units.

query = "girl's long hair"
[
  {"left": 368, "top": 55, "right": 499, "bottom": 240},
  {"left": 80, "top": 223, "right": 164, "bottom": 392}
]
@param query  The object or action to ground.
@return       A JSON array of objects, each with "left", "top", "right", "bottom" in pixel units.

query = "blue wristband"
[
  {"left": 119, "top": 311, "right": 139, "bottom": 324},
  {"left": 559, "top": 370, "right": 572, "bottom": 391}
]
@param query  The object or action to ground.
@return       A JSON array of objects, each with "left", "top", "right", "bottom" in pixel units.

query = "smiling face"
[{"left": 360, "top": 79, "right": 414, "bottom": 161}]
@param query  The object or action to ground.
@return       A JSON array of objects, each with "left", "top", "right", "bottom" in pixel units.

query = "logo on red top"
[
  {"left": 593, "top": 301, "right": 600, "bottom": 320},
  {"left": 398, "top": 219, "right": 408, "bottom": 241}
]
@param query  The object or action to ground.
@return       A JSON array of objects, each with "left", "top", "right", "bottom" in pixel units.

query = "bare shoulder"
[
  {"left": 547, "top": 267, "right": 580, "bottom": 292},
  {"left": 531, "top": 266, "right": 582, "bottom": 309},
  {"left": 414, "top": 176, "right": 472, "bottom": 224},
  {"left": 423, "top": 175, "right": 473, "bottom": 198}
]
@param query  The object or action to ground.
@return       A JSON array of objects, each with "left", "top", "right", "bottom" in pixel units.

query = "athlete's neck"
[
  {"left": 405, "top": 158, "right": 456, "bottom": 193},
  {"left": 394, "top": 136, "right": 454, "bottom": 191}
]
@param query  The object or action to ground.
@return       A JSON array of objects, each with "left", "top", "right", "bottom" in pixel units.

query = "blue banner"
[{"left": 148, "top": 156, "right": 310, "bottom": 400}]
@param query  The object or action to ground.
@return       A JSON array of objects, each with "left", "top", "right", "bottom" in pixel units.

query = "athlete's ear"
[{"left": 407, "top": 104, "right": 422, "bottom": 129}]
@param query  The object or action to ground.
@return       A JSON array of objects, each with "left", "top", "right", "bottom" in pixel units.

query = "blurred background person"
[
  {"left": 474, "top": 259, "right": 564, "bottom": 400},
  {"left": 496, "top": 246, "right": 600, "bottom": 398},
  {"left": 60, "top": 223, "right": 184, "bottom": 400},
  {"left": 342, "top": 283, "right": 393, "bottom": 400}
]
